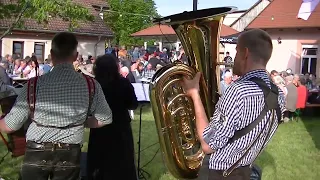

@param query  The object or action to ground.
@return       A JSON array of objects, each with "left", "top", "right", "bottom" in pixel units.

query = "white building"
[{"left": 0, "top": 0, "right": 113, "bottom": 60}]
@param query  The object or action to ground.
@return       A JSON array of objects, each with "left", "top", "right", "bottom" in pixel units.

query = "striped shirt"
[
  {"left": 203, "top": 69, "right": 285, "bottom": 170},
  {"left": 4, "top": 63, "right": 112, "bottom": 144}
]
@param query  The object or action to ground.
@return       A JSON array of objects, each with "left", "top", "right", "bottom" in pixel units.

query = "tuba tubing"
[{"left": 150, "top": 7, "right": 237, "bottom": 179}]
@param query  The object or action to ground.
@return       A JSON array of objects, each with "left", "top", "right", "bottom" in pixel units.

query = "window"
[
  {"left": 34, "top": 42, "right": 45, "bottom": 60},
  {"left": 302, "top": 48, "right": 318, "bottom": 55},
  {"left": 12, "top": 41, "right": 24, "bottom": 58},
  {"left": 301, "top": 47, "right": 318, "bottom": 75},
  {"left": 301, "top": 57, "right": 317, "bottom": 75}
]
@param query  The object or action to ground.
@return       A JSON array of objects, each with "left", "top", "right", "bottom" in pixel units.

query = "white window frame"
[
  {"left": 302, "top": 45, "right": 318, "bottom": 48},
  {"left": 300, "top": 45, "right": 318, "bottom": 74},
  {"left": 300, "top": 55, "right": 318, "bottom": 74}
]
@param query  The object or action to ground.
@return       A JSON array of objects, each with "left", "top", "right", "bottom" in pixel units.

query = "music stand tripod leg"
[{"left": 137, "top": 104, "right": 150, "bottom": 179}]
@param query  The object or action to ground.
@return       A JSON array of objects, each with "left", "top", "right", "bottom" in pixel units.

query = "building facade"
[
  {"left": 247, "top": 0, "right": 320, "bottom": 76},
  {"left": 0, "top": 0, "right": 113, "bottom": 60}
]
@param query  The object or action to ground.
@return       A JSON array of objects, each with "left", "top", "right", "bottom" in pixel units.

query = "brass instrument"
[{"left": 149, "top": 7, "right": 236, "bottom": 179}]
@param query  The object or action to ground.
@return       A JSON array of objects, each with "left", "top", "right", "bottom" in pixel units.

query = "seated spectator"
[
  {"left": 131, "top": 58, "right": 142, "bottom": 71},
  {"left": 27, "top": 56, "right": 42, "bottom": 78},
  {"left": 219, "top": 71, "right": 233, "bottom": 96},
  {"left": 133, "top": 62, "right": 145, "bottom": 82},
  {"left": 120, "top": 66, "right": 135, "bottom": 83},
  {"left": 143, "top": 63, "right": 155, "bottom": 79},
  {"left": 42, "top": 59, "right": 53, "bottom": 74},
  {"left": 294, "top": 74, "right": 307, "bottom": 109}
]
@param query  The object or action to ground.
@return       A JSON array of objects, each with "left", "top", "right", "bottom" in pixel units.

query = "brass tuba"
[{"left": 149, "top": 7, "right": 236, "bottom": 179}]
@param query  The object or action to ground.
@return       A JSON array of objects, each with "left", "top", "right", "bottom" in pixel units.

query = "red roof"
[
  {"left": 131, "top": 24, "right": 239, "bottom": 37},
  {"left": 0, "top": 0, "right": 113, "bottom": 37},
  {"left": 247, "top": 0, "right": 320, "bottom": 29}
]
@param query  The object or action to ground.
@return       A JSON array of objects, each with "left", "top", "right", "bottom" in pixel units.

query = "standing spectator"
[
  {"left": 87, "top": 54, "right": 138, "bottom": 180},
  {"left": 223, "top": 51, "right": 233, "bottom": 63},
  {"left": 284, "top": 75, "right": 298, "bottom": 122}
]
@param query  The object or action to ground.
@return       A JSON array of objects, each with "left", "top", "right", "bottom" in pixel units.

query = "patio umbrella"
[{"left": 220, "top": 32, "right": 241, "bottom": 44}]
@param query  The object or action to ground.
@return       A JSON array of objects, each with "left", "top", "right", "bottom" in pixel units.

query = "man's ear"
[{"left": 244, "top": 47, "right": 249, "bottom": 60}]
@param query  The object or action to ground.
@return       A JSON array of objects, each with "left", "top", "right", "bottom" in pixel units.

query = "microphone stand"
[
  {"left": 137, "top": 101, "right": 150, "bottom": 180},
  {"left": 136, "top": 82, "right": 151, "bottom": 179}
]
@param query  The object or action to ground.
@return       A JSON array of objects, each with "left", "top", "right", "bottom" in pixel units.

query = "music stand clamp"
[{"left": 132, "top": 82, "right": 151, "bottom": 180}]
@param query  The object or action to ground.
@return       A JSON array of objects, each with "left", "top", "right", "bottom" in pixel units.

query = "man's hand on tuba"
[{"left": 182, "top": 72, "right": 201, "bottom": 98}]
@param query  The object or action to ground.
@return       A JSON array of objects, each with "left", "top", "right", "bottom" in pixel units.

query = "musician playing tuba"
[{"left": 182, "top": 29, "right": 285, "bottom": 179}]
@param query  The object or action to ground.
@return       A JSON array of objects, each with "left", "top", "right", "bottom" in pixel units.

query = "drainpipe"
[{"left": 94, "top": 36, "right": 102, "bottom": 57}]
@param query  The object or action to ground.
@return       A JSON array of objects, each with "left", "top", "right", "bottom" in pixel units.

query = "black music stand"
[{"left": 132, "top": 83, "right": 151, "bottom": 180}]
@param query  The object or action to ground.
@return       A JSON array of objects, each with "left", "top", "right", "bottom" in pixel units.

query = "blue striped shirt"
[{"left": 203, "top": 69, "right": 285, "bottom": 170}]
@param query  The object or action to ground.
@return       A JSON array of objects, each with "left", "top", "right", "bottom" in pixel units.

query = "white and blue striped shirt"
[{"left": 203, "top": 69, "right": 285, "bottom": 170}]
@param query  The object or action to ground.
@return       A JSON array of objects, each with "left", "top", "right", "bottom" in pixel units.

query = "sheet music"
[{"left": 132, "top": 83, "right": 150, "bottom": 102}]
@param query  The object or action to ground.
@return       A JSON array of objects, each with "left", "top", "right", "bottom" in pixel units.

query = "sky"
[{"left": 154, "top": 0, "right": 258, "bottom": 16}]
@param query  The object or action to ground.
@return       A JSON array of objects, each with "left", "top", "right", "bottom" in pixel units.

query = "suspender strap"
[
  {"left": 27, "top": 75, "right": 95, "bottom": 129},
  {"left": 223, "top": 77, "right": 281, "bottom": 177},
  {"left": 83, "top": 74, "right": 95, "bottom": 118},
  {"left": 228, "top": 77, "right": 280, "bottom": 144},
  {"left": 27, "top": 77, "right": 38, "bottom": 119}
]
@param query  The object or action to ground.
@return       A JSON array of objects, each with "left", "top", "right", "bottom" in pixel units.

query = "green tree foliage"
[
  {"left": 0, "top": 0, "right": 94, "bottom": 39},
  {"left": 105, "top": 0, "right": 159, "bottom": 46}
]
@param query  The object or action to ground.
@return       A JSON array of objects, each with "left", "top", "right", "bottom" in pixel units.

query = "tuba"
[{"left": 149, "top": 7, "right": 236, "bottom": 179}]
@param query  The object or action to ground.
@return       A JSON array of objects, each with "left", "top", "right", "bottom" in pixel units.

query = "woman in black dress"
[{"left": 87, "top": 54, "right": 138, "bottom": 180}]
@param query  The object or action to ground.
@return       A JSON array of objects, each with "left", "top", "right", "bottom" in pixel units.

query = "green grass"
[{"left": 1, "top": 105, "right": 320, "bottom": 180}]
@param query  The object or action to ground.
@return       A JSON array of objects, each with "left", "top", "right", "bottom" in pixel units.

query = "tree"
[
  {"left": 105, "top": 0, "right": 159, "bottom": 46},
  {"left": 0, "top": 0, "right": 94, "bottom": 39}
]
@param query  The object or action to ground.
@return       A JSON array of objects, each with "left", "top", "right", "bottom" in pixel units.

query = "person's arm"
[
  {"left": 0, "top": 85, "right": 30, "bottom": 133},
  {"left": 189, "top": 92, "right": 213, "bottom": 154},
  {"left": 86, "top": 80, "right": 112, "bottom": 128},
  {"left": 23, "top": 66, "right": 31, "bottom": 75},
  {"left": 182, "top": 73, "right": 213, "bottom": 154},
  {"left": 183, "top": 72, "right": 241, "bottom": 154}
]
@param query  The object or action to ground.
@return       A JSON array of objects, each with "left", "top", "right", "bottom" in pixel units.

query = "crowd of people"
[
  {"left": 75, "top": 45, "right": 189, "bottom": 83},
  {"left": 219, "top": 67, "right": 316, "bottom": 123},
  {"left": 1, "top": 54, "right": 52, "bottom": 78},
  {"left": 0, "top": 29, "right": 316, "bottom": 180}
]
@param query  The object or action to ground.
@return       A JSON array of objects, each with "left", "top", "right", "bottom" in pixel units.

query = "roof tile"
[
  {"left": 247, "top": 0, "right": 320, "bottom": 29},
  {"left": 0, "top": 0, "right": 113, "bottom": 36}
]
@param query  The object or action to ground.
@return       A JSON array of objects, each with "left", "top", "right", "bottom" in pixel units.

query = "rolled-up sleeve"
[
  {"left": 202, "top": 87, "right": 242, "bottom": 150},
  {"left": 4, "top": 85, "right": 30, "bottom": 131},
  {"left": 90, "top": 80, "right": 112, "bottom": 125}
]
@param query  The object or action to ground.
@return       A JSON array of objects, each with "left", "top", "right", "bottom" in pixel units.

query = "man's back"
[
  {"left": 1, "top": 31, "right": 112, "bottom": 180},
  {"left": 204, "top": 70, "right": 285, "bottom": 170},
  {"left": 26, "top": 63, "right": 92, "bottom": 144}
]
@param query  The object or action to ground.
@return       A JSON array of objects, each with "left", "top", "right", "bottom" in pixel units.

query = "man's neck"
[
  {"left": 52, "top": 61, "right": 72, "bottom": 66},
  {"left": 243, "top": 63, "right": 266, "bottom": 75}
]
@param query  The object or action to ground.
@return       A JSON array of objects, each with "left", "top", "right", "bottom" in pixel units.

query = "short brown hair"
[
  {"left": 238, "top": 29, "right": 273, "bottom": 65},
  {"left": 51, "top": 32, "right": 78, "bottom": 60}
]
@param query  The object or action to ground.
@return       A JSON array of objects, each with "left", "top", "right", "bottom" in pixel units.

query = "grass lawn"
[{"left": 0, "top": 105, "right": 320, "bottom": 180}]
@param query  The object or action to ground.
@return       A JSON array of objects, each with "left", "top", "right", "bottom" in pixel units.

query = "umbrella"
[{"left": 220, "top": 32, "right": 241, "bottom": 44}]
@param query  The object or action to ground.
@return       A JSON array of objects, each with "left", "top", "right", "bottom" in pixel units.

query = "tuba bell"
[{"left": 149, "top": 7, "right": 236, "bottom": 179}]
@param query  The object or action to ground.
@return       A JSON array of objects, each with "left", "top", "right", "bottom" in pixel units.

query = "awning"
[{"left": 220, "top": 32, "right": 241, "bottom": 44}]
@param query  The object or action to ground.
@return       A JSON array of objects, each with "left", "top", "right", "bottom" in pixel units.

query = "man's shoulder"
[{"left": 228, "top": 79, "right": 257, "bottom": 91}]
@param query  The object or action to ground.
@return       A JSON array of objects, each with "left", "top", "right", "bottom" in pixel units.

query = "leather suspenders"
[
  {"left": 27, "top": 76, "right": 38, "bottom": 120},
  {"left": 27, "top": 75, "right": 95, "bottom": 129}
]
